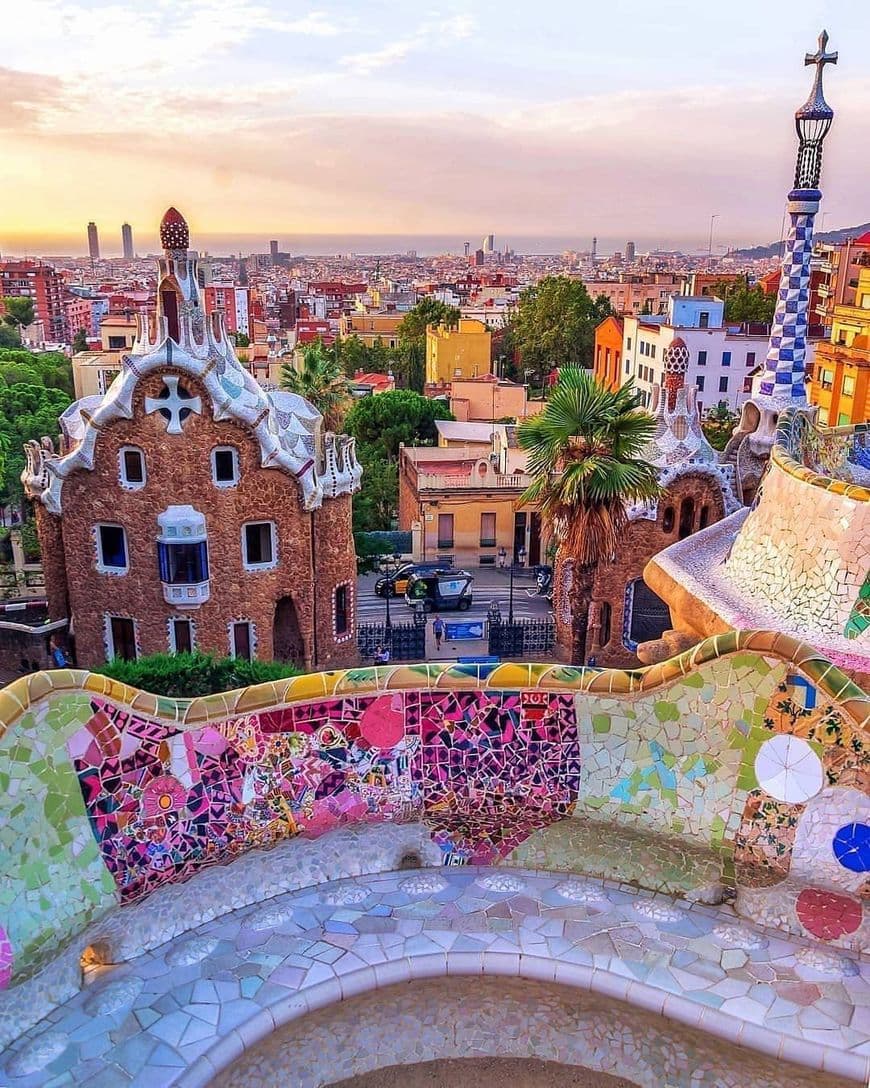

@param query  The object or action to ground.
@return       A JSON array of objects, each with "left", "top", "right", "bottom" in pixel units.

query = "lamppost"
[
  {"left": 378, "top": 553, "right": 401, "bottom": 643},
  {"left": 508, "top": 545, "right": 527, "bottom": 624},
  {"left": 708, "top": 214, "right": 719, "bottom": 260}
]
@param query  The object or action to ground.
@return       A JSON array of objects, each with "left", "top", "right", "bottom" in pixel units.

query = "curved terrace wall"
[
  {"left": 646, "top": 411, "right": 870, "bottom": 677},
  {"left": 0, "top": 633, "right": 867, "bottom": 1045}
]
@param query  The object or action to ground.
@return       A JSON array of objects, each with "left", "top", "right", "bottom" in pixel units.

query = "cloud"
[
  {"left": 0, "top": 67, "right": 70, "bottom": 131},
  {"left": 339, "top": 11, "right": 477, "bottom": 75}
]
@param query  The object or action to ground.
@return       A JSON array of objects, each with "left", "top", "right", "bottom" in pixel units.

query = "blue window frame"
[
  {"left": 698, "top": 350, "right": 707, "bottom": 366},
  {"left": 158, "top": 540, "right": 208, "bottom": 584},
  {"left": 722, "top": 351, "right": 731, "bottom": 366}
]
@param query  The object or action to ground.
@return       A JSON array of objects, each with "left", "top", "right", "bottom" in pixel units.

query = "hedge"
[{"left": 94, "top": 650, "right": 302, "bottom": 698}]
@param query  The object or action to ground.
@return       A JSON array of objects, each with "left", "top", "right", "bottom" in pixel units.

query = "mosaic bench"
[{"left": 0, "top": 631, "right": 868, "bottom": 1055}]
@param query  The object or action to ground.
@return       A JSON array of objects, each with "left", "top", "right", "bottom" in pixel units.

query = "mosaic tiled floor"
[
  {"left": 216, "top": 979, "right": 851, "bottom": 1088},
  {"left": 3, "top": 868, "right": 868, "bottom": 1086}
]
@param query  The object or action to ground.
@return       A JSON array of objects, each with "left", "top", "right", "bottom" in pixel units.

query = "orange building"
[
  {"left": 810, "top": 267, "right": 870, "bottom": 426},
  {"left": 592, "top": 315, "right": 624, "bottom": 391}
]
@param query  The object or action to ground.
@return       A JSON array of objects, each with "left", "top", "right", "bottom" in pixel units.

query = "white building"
[{"left": 620, "top": 296, "right": 803, "bottom": 415}]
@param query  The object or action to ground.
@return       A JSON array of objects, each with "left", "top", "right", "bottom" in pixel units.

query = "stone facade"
[
  {"left": 22, "top": 208, "right": 361, "bottom": 671},
  {"left": 559, "top": 472, "right": 728, "bottom": 668}
]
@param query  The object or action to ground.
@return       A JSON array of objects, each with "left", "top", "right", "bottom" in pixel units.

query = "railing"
[
  {"left": 777, "top": 411, "right": 870, "bottom": 484},
  {"left": 357, "top": 621, "right": 426, "bottom": 662},
  {"left": 488, "top": 618, "right": 556, "bottom": 657},
  {"left": 417, "top": 472, "right": 533, "bottom": 490}
]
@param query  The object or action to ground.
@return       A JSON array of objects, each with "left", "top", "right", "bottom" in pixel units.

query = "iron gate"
[
  {"left": 488, "top": 618, "right": 555, "bottom": 657},
  {"left": 357, "top": 621, "right": 426, "bottom": 662}
]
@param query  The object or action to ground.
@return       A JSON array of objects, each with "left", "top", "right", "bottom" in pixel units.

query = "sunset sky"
[{"left": 1, "top": 0, "right": 868, "bottom": 255}]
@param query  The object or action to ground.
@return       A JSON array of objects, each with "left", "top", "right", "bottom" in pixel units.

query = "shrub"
[
  {"left": 20, "top": 519, "right": 40, "bottom": 561},
  {"left": 94, "top": 650, "right": 302, "bottom": 698},
  {"left": 354, "top": 530, "right": 401, "bottom": 573}
]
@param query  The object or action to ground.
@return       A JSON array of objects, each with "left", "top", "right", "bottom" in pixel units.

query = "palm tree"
[
  {"left": 280, "top": 341, "right": 349, "bottom": 432},
  {"left": 519, "top": 368, "right": 661, "bottom": 665}
]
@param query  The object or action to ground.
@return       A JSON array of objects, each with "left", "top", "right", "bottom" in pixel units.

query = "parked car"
[
  {"left": 374, "top": 561, "right": 444, "bottom": 598},
  {"left": 405, "top": 570, "right": 474, "bottom": 612}
]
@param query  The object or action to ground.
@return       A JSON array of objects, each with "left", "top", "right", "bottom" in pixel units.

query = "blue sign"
[{"left": 444, "top": 621, "right": 485, "bottom": 641}]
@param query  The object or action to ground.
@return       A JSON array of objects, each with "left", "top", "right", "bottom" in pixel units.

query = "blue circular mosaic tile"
[{"left": 832, "top": 822, "right": 870, "bottom": 873}]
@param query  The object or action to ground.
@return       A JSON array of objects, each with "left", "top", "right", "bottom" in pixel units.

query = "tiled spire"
[{"left": 756, "top": 31, "right": 837, "bottom": 409}]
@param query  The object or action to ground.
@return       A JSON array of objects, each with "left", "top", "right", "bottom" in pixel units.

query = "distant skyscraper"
[
  {"left": 482, "top": 234, "right": 495, "bottom": 254},
  {"left": 473, "top": 248, "right": 485, "bottom": 267},
  {"left": 625, "top": 240, "right": 636, "bottom": 261},
  {"left": 592, "top": 236, "right": 597, "bottom": 259},
  {"left": 270, "top": 240, "right": 279, "bottom": 261},
  {"left": 464, "top": 241, "right": 470, "bottom": 258},
  {"left": 87, "top": 222, "right": 99, "bottom": 261},
  {"left": 121, "top": 223, "right": 133, "bottom": 260}
]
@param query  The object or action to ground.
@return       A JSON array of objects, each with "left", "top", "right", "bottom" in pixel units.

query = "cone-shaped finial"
[{"left": 160, "top": 207, "right": 189, "bottom": 250}]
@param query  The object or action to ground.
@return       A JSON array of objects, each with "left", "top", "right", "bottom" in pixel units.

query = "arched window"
[
  {"left": 678, "top": 498, "right": 695, "bottom": 539},
  {"left": 699, "top": 504, "right": 710, "bottom": 530},
  {"left": 599, "top": 601, "right": 612, "bottom": 648},
  {"left": 662, "top": 506, "right": 675, "bottom": 533}
]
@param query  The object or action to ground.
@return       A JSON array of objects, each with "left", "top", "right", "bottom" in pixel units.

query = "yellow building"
[
  {"left": 398, "top": 428, "right": 546, "bottom": 568},
  {"left": 71, "top": 315, "right": 137, "bottom": 398},
  {"left": 338, "top": 312, "right": 404, "bottom": 348},
  {"left": 425, "top": 318, "right": 492, "bottom": 386},
  {"left": 810, "top": 268, "right": 870, "bottom": 426}
]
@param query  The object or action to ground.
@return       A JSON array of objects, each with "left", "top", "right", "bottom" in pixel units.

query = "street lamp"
[
  {"left": 508, "top": 544, "right": 527, "bottom": 624},
  {"left": 377, "top": 553, "right": 401, "bottom": 643},
  {"left": 708, "top": 214, "right": 719, "bottom": 260}
]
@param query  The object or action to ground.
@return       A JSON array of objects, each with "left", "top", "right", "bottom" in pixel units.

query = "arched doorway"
[{"left": 273, "top": 596, "right": 305, "bottom": 665}]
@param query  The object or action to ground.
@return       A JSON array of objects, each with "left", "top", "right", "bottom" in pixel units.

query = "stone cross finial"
[
  {"left": 805, "top": 29, "right": 838, "bottom": 76},
  {"left": 145, "top": 376, "right": 202, "bottom": 435}
]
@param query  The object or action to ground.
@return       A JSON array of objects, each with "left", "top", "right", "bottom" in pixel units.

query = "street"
[{"left": 355, "top": 565, "right": 553, "bottom": 627}]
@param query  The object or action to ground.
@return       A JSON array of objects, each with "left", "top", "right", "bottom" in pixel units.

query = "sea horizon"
[{"left": 0, "top": 231, "right": 758, "bottom": 262}]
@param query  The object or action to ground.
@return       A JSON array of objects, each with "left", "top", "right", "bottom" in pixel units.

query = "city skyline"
[{"left": 2, "top": 2, "right": 868, "bottom": 254}]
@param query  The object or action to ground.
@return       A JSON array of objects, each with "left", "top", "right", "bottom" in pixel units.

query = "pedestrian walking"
[
  {"left": 373, "top": 644, "right": 390, "bottom": 665},
  {"left": 432, "top": 614, "right": 445, "bottom": 651},
  {"left": 49, "top": 635, "right": 69, "bottom": 668}
]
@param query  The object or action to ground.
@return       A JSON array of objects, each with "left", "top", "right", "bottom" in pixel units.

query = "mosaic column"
[
  {"left": 756, "top": 195, "right": 818, "bottom": 406},
  {"left": 756, "top": 30, "right": 837, "bottom": 410}
]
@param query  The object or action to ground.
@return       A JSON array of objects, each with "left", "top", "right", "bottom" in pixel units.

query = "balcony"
[
  {"left": 417, "top": 471, "right": 533, "bottom": 491},
  {"left": 157, "top": 506, "right": 210, "bottom": 608}
]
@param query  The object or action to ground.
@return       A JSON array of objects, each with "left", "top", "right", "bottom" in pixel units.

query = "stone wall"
[
  {"left": 35, "top": 368, "right": 357, "bottom": 670},
  {"left": 0, "top": 632, "right": 867, "bottom": 1004}
]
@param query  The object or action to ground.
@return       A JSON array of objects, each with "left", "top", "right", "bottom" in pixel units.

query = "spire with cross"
[{"left": 754, "top": 31, "right": 838, "bottom": 409}]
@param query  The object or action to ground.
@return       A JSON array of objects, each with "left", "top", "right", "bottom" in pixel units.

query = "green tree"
[
  {"left": 344, "top": 389, "right": 453, "bottom": 461},
  {"left": 280, "top": 341, "right": 350, "bottom": 431},
  {"left": 709, "top": 279, "right": 775, "bottom": 324},
  {"left": 0, "top": 348, "right": 74, "bottom": 397},
  {"left": 351, "top": 445, "right": 399, "bottom": 533},
  {"left": 72, "top": 328, "right": 89, "bottom": 353},
  {"left": 345, "top": 390, "right": 454, "bottom": 536},
  {"left": 336, "top": 334, "right": 371, "bottom": 378},
  {"left": 0, "top": 383, "right": 72, "bottom": 512},
  {"left": 233, "top": 331, "right": 250, "bottom": 347},
  {"left": 397, "top": 297, "right": 460, "bottom": 344},
  {"left": 512, "top": 276, "right": 605, "bottom": 386},
  {"left": 2, "top": 297, "right": 35, "bottom": 329},
  {"left": 0, "top": 326, "right": 21, "bottom": 348},
  {"left": 702, "top": 401, "right": 738, "bottom": 452},
  {"left": 391, "top": 340, "right": 425, "bottom": 392},
  {"left": 519, "top": 369, "right": 660, "bottom": 665}
]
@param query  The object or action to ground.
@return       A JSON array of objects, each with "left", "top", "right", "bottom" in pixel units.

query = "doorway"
[
  {"left": 273, "top": 596, "right": 305, "bottom": 665},
  {"left": 528, "top": 512, "right": 542, "bottom": 566},
  {"left": 513, "top": 511, "right": 527, "bottom": 558}
]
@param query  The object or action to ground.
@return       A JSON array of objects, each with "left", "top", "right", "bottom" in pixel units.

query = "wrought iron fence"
[
  {"left": 488, "top": 618, "right": 555, "bottom": 657},
  {"left": 357, "top": 621, "right": 426, "bottom": 662}
]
